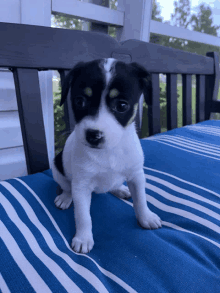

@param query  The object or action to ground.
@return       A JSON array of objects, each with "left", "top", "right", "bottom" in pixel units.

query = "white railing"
[
  {"left": 52, "top": 0, "right": 123, "bottom": 27},
  {"left": 52, "top": 0, "right": 220, "bottom": 48},
  {"left": 150, "top": 20, "right": 220, "bottom": 47}
]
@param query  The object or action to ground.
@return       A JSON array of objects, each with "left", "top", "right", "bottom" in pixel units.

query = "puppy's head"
[{"left": 60, "top": 58, "right": 152, "bottom": 150}]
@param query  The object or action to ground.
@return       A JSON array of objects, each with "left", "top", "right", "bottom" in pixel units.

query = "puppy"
[{"left": 52, "top": 58, "right": 162, "bottom": 254}]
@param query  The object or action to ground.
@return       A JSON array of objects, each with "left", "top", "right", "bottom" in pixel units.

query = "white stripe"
[
  {"left": 197, "top": 125, "right": 220, "bottom": 130},
  {"left": 144, "top": 139, "right": 220, "bottom": 161},
  {"left": 119, "top": 198, "right": 220, "bottom": 249},
  {"left": 150, "top": 136, "right": 220, "bottom": 157},
  {"left": 184, "top": 126, "right": 220, "bottom": 136},
  {"left": 12, "top": 179, "right": 137, "bottom": 293},
  {"left": 187, "top": 125, "right": 220, "bottom": 134},
  {"left": 143, "top": 166, "right": 220, "bottom": 200},
  {"left": 0, "top": 182, "right": 107, "bottom": 293},
  {"left": 146, "top": 182, "right": 220, "bottom": 221},
  {"left": 103, "top": 58, "right": 116, "bottom": 85},
  {"left": 173, "top": 135, "right": 220, "bottom": 150},
  {"left": 156, "top": 135, "right": 220, "bottom": 153},
  {"left": 146, "top": 174, "right": 220, "bottom": 210},
  {"left": 161, "top": 221, "right": 220, "bottom": 249},
  {"left": 188, "top": 128, "right": 220, "bottom": 136},
  {"left": 148, "top": 194, "right": 220, "bottom": 234},
  {"left": 0, "top": 273, "right": 11, "bottom": 293},
  {"left": 0, "top": 221, "right": 52, "bottom": 293},
  {"left": 0, "top": 193, "right": 82, "bottom": 293}
]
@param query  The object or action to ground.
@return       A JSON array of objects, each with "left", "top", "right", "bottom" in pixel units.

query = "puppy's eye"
[
  {"left": 75, "top": 96, "right": 87, "bottom": 108},
  {"left": 113, "top": 100, "right": 130, "bottom": 113}
]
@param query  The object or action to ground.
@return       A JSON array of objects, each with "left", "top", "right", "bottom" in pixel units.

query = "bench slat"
[
  {"left": 0, "top": 23, "right": 215, "bottom": 75},
  {"left": 196, "top": 75, "right": 206, "bottom": 123},
  {"left": 148, "top": 73, "right": 161, "bottom": 136},
  {"left": 120, "top": 39, "right": 214, "bottom": 75},
  {"left": 167, "top": 74, "right": 177, "bottom": 130},
  {"left": 13, "top": 68, "right": 49, "bottom": 174},
  {"left": 205, "top": 52, "right": 220, "bottom": 120},
  {"left": 211, "top": 100, "right": 220, "bottom": 113},
  {"left": 182, "top": 74, "right": 192, "bottom": 126}
]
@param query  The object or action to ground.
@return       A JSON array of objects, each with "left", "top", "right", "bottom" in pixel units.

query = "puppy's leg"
[
  {"left": 52, "top": 161, "right": 73, "bottom": 209},
  {"left": 127, "top": 170, "right": 162, "bottom": 229},
  {"left": 110, "top": 184, "right": 131, "bottom": 199},
  {"left": 53, "top": 176, "right": 72, "bottom": 210},
  {"left": 71, "top": 181, "right": 94, "bottom": 254},
  {"left": 54, "top": 190, "right": 72, "bottom": 210}
]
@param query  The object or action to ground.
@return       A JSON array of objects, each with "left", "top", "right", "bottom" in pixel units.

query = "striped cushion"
[{"left": 1, "top": 120, "right": 220, "bottom": 293}]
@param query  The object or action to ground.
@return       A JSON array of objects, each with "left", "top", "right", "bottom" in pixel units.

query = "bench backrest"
[{"left": 0, "top": 22, "right": 219, "bottom": 175}]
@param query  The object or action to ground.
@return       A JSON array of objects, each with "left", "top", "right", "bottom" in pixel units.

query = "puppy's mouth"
[{"left": 83, "top": 143, "right": 103, "bottom": 149}]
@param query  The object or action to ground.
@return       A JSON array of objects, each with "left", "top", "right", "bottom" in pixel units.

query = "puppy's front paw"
[
  {"left": 138, "top": 211, "right": 162, "bottom": 230},
  {"left": 54, "top": 192, "right": 72, "bottom": 210},
  {"left": 110, "top": 185, "right": 131, "bottom": 199},
  {"left": 71, "top": 233, "right": 94, "bottom": 254}
]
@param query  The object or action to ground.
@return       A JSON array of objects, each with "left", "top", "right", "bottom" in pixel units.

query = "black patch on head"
[
  {"left": 60, "top": 59, "right": 106, "bottom": 124},
  {"left": 106, "top": 61, "right": 152, "bottom": 127},
  {"left": 60, "top": 62, "right": 85, "bottom": 107},
  {"left": 60, "top": 59, "right": 152, "bottom": 128},
  {"left": 54, "top": 150, "right": 65, "bottom": 177},
  {"left": 129, "top": 62, "right": 152, "bottom": 105}
]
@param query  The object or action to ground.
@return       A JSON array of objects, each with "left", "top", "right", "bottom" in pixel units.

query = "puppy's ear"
[
  {"left": 60, "top": 62, "right": 85, "bottom": 107},
  {"left": 130, "top": 62, "right": 152, "bottom": 106}
]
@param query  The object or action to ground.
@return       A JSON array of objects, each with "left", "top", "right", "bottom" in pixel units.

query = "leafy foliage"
[{"left": 53, "top": 84, "right": 70, "bottom": 156}]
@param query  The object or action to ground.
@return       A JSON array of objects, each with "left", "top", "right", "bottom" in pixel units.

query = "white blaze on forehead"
[{"left": 103, "top": 58, "right": 116, "bottom": 85}]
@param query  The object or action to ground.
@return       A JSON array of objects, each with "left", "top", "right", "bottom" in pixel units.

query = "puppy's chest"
[
  {"left": 89, "top": 150, "right": 135, "bottom": 193},
  {"left": 92, "top": 157, "right": 127, "bottom": 193}
]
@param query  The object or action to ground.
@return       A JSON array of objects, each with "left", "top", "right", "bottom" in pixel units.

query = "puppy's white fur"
[{"left": 52, "top": 58, "right": 162, "bottom": 254}]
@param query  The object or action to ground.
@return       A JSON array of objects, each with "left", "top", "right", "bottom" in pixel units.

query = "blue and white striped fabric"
[{"left": 1, "top": 120, "right": 220, "bottom": 293}]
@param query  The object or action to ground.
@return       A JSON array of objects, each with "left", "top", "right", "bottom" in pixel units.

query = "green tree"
[
  {"left": 53, "top": 87, "right": 70, "bottom": 156},
  {"left": 191, "top": 3, "right": 220, "bottom": 36},
  {"left": 187, "top": 3, "right": 220, "bottom": 56},
  {"left": 150, "top": 0, "right": 170, "bottom": 46}
]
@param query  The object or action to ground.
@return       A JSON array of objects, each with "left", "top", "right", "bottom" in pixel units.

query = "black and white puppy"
[{"left": 52, "top": 58, "right": 162, "bottom": 254}]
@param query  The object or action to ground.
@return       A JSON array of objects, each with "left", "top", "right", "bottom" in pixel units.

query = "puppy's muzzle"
[{"left": 85, "top": 129, "right": 104, "bottom": 147}]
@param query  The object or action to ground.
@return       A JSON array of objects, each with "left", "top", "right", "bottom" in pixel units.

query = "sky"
[{"left": 156, "top": 0, "right": 220, "bottom": 34}]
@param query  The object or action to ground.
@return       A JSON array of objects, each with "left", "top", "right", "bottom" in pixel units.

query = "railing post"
[
  {"left": 91, "top": 0, "right": 109, "bottom": 34},
  {"left": 116, "top": 0, "right": 153, "bottom": 138}
]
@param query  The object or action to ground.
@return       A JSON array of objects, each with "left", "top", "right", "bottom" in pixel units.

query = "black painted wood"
[
  {"left": 212, "top": 100, "right": 220, "bottom": 113},
  {"left": 12, "top": 68, "right": 50, "bottom": 173},
  {"left": 0, "top": 22, "right": 215, "bottom": 75},
  {"left": 196, "top": 75, "right": 205, "bottom": 123},
  {"left": 58, "top": 69, "right": 76, "bottom": 135},
  {"left": 182, "top": 74, "right": 192, "bottom": 126},
  {"left": 205, "top": 52, "right": 220, "bottom": 120},
  {"left": 148, "top": 74, "right": 161, "bottom": 136},
  {"left": 0, "top": 22, "right": 117, "bottom": 70},
  {"left": 166, "top": 74, "right": 177, "bottom": 130},
  {"left": 120, "top": 39, "right": 214, "bottom": 74}
]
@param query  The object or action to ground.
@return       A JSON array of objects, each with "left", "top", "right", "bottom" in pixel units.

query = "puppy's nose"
[{"left": 85, "top": 129, "right": 104, "bottom": 146}]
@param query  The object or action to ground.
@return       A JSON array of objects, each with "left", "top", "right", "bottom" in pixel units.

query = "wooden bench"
[{"left": 0, "top": 22, "right": 219, "bottom": 175}]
